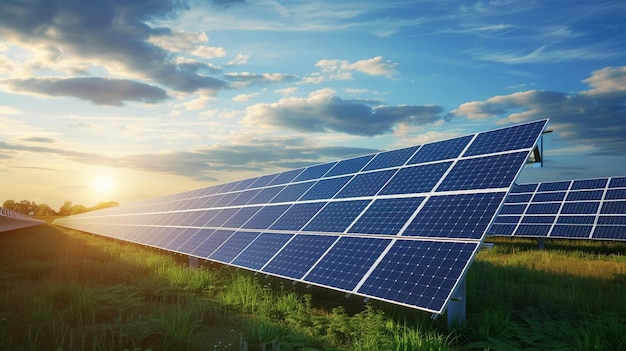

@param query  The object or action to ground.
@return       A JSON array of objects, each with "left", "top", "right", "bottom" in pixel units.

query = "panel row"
[
  {"left": 54, "top": 119, "right": 548, "bottom": 314},
  {"left": 489, "top": 176, "right": 626, "bottom": 240},
  {"left": 0, "top": 207, "right": 44, "bottom": 232}
]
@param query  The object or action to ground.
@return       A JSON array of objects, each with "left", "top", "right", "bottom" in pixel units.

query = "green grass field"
[{"left": 1, "top": 219, "right": 625, "bottom": 350}]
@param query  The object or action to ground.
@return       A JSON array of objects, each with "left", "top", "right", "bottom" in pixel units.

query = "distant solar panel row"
[
  {"left": 488, "top": 176, "right": 626, "bottom": 240},
  {"left": 53, "top": 119, "right": 548, "bottom": 314},
  {"left": 0, "top": 207, "right": 44, "bottom": 232}
]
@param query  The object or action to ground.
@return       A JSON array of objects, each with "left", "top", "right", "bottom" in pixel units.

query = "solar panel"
[
  {"left": 0, "top": 207, "right": 44, "bottom": 232},
  {"left": 489, "top": 176, "right": 626, "bottom": 241},
  {"left": 53, "top": 119, "right": 548, "bottom": 314}
]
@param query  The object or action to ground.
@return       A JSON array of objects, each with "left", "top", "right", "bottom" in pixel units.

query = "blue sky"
[{"left": 1, "top": 0, "right": 625, "bottom": 208}]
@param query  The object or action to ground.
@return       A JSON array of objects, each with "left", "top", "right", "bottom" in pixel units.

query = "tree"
[
  {"left": 36, "top": 203, "right": 56, "bottom": 216},
  {"left": 70, "top": 204, "right": 89, "bottom": 215},
  {"left": 2, "top": 199, "right": 16, "bottom": 211},
  {"left": 58, "top": 201, "right": 73, "bottom": 216}
]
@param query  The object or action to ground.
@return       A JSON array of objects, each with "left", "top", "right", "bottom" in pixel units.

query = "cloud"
[
  {"left": 21, "top": 137, "right": 56, "bottom": 143},
  {"left": 0, "top": 0, "right": 228, "bottom": 95},
  {"left": 449, "top": 66, "right": 626, "bottom": 155},
  {"left": 0, "top": 136, "right": 376, "bottom": 181},
  {"left": 314, "top": 56, "right": 398, "bottom": 80},
  {"left": 243, "top": 88, "right": 444, "bottom": 136},
  {"left": 225, "top": 72, "right": 297, "bottom": 87},
  {"left": 1, "top": 77, "right": 169, "bottom": 106},
  {"left": 228, "top": 54, "right": 250, "bottom": 65}
]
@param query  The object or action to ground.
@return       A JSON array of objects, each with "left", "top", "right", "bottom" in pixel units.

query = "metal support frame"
[
  {"left": 447, "top": 276, "right": 467, "bottom": 329},
  {"left": 538, "top": 237, "right": 545, "bottom": 250}
]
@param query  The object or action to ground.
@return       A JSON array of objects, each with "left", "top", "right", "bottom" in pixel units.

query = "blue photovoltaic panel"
[
  {"left": 325, "top": 155, "right": 374, "bottom": 177},
  {"left": 364, "top": 146, "right": 419, "bottom": 171},
  {"left": 231, "top": 233, "right": 294, "bottom": 270},
  {"left": 232, "top": 177, "right": 258, "bottom": 191},
  {"left": 538, "top": 181, "right": 570, "bottom": 192},
  {"left": 335, "top": 169, "right": 396, "bottom": 199},
  {"left": 571, "top": 178, "right": 608, "bottom": 190},
  {"left": 53, "top": 119, "right": 549, "bottom": 314},
  {"left": 300, "top": 176, "right": 352, "bottom": 200},
  {"left": 437, "top": 152, "right": 528, "bottom": 191},
  {"left": 270, "top": 182, "right": 315, "bottom": 203},
  {"left": 489, "top": 224, "right": 516, "bottom": 235},
  {"left": 408, "top": 135, "right": 473, "bottom": 164},
  {"left": 489, "top": 175, "right": 626, "bottom": 241},
  {"left": 268, "top": 168, "right": 303, "bottom": 186},
  {"left": 609, "top": 177, "right": 626, "bottom": 188},
  {"left": 533, "top": 192, "right": 566, "bottom": 202},
  {"left": 269, "top": 202, "right": 326, "bottom": 231},
  {"left": 192, "top": 229, "right": 234, "bottom": 257},
  {"left": 551, "top": 225, "right": 592, "bottom": 238},
  {"left": 378, "top": 162, "right": 451, "bottom": 195},
  {"left": 463, "top": 120, "right": 547, "bottom": 157},
  {"left": 209, "top": 231, "right": 260, "bottom": 263},
  {"left": 511, "top": 183, "right": 538, "bottom": 193},
  {"left": 303, "top": 200, "right": 370, "bottom": 233},
  {"left": 304, "top": 237, "right": 391, "bottom": 291},
  {"left": 222, "top": 206, "right": 262, "bottom": 228},
  {"left": 249, "top": 173, "right": 278, "bottom": 189},
  {"left": 357, "top": 240, "right": 477, "bottom": 313},
  {"left": 248, "top": 186, "right": 284, "bottom": 204},
  {"left": 294, "top": 162, "right": 335, "bottom": 182},
  {"left": 348, "top": 197, "right": 425, "bottom": 235},
  {"left": 566, "top": 190, "right": 604, "bottom": 201},
  {"left": 241, "top": 204, "right": 291, "bottom": 229},
  {"left": 402, "top": 192, "right": 506, "bottom": 239},
  {"left": 229, "top": 189, "right": 262, "bottom": 206},
  {"left": 177, "top": 229, "right": 215, "bottom": 254},
  {"left": 507, "top": 193, "right": 533, "bottom": 203},
  {"left": 262, "top": 235, "right": 338, "bottom": 279}
]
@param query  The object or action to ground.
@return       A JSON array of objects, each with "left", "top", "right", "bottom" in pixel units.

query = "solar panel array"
[
  {"left": 53, "top": 119, "right": 548, "bottom": 314},
  {"left": 0, "top": 207, "right": 44, "bottom": 232},
  {"left": 488, "top": 177, "right": 626, "bottom": 240}
]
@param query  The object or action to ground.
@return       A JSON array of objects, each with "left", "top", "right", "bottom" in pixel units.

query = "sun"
[{"left": 91, "top": 176, "right": 115, "bottom": 195}]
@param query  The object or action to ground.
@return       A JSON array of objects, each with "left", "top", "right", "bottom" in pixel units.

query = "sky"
[{"left": 1, "top": 0, "right": 625, "bottom": 209}]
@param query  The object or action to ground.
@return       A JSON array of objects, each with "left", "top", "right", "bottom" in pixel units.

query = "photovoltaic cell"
[
  {"left": 532, "top": 192, "right": 566, "bottom": 202},
  {"left": 269, "top": 202, "right": 326, "bottom": 231},
  {"left": 241, "top": 204, "right": 291, "bottom": 229},
  {"left": 300, "top": 176, "right": 352, "bottom": 200},
  {"left": 357, "top": 240, "right": 477, "bottom": 313},
  {"left": 551, "top": 225, "right": 592, "bottom": 238},
  {"left": 348, "top": 197, "right": 425, "bottom": 235},
  {"left": 53, "top": 119, "right": 549, "bottom": 314},
  {"left": 511, "top": 183, "right": 538, "bottom": 193},
  {"left": 268, "top": 168, "right": 303, "bottom": 186},
  {"left": 231, "top": 233, "right": 294, "bottom": 270},
  {"left": 571, "top": 178, "right": 608, "bottom": 190},
  {"left": 334, "top": 169, "right": 396, "bottom": 198},
  {"left": 363, "top": 146, "right": 419, "bottom": 171},
  {"left": 463, "top": 120, "right": 546, "bottom": 157},
  {"left": 436, "top": 152, "right": 528, "bottom": 191},
  {"left": 270, "top": 182, "right": 315, "bottom": 203},
  {"left": 209, "top": 231, "right": 260, "bottom": 263},
  {"left": 515, "top": 224, "right": 550, "bottom": 236},
  {"left": 538, "top": 181, "right": 570, "bottom": 192},
  {"left": 304, "top": 237, "right": 391, "bottom": 291},
  {"left": 609, "top": 177, "right": 626, "bottom": 188},
  {"left": 325, "top": 155, "right": 374, "bottom": 177},
  {"left": 191, "top": 230, "right": 234, "bottom": 257},
  {"left": 408, "top": 135, "right": 473, "bottom": 164},
  {"left": 294, "top": 162, "right": 335, "bottom": 182},
  {"left": 378, "top": 162, "right": 451, "bottom": 195},
  {"left": 402, "top": 192, "right": 506, "bottom": 239},
  {"left": 262, "top": 235, "right": 338, "bottom": 279},
  {"left": 303, "top": 200, "right": 370, "bottom": 233}
]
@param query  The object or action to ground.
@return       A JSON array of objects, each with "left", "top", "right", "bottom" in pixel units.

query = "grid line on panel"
[
  {"left": 463, "top": 119, "right": 547, "bottom": 157},
  {"left": 364, "top": 145, "right": 420, "bottom": 171},
  {"left": 325, "top": 154, "right": 374, "bottom": 177},
  {"left": 261, "top": 234, "right": 339, "bottom": 280},
  {"left": 347, "top": 197, "right": 426, "bottom": 235},
  {"left": 300, "top": 176, "right": 353, "bottom": 201},
  {"left": 231, "top": 232, "right": 294, "bottom": 270},
  {"left": 335, "top": 169, "right": 397, "bottom": 199}
]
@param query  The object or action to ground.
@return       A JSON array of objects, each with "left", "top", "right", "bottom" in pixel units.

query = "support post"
[
  {"left": 538, "top": 238, "right": 545, "bottom": 250},
  {"left": 188, "top": 256, "right": 199, "bottom": 269},
  {"left": 447, "top": 277, "right": 466, "bottom": 329}
]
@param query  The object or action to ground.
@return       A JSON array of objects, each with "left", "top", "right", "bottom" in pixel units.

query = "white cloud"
[
  {"left": 314, "top": 56, "right": 398, "bottom": 80},
  {"left": 228, "top": 54, "right": 250, "bottom": 65},
  {"left": 233, "top": 93, "right": 259, "bottom": 102}
]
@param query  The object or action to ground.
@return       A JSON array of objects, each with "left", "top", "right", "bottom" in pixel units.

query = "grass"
[{"left": 0, "top": 221, "right": 625, "bottom": 350}]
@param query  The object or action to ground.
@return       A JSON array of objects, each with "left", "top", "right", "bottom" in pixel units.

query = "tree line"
[{"left": 2, "top": 199, "right": 119, "bottom": 216}]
